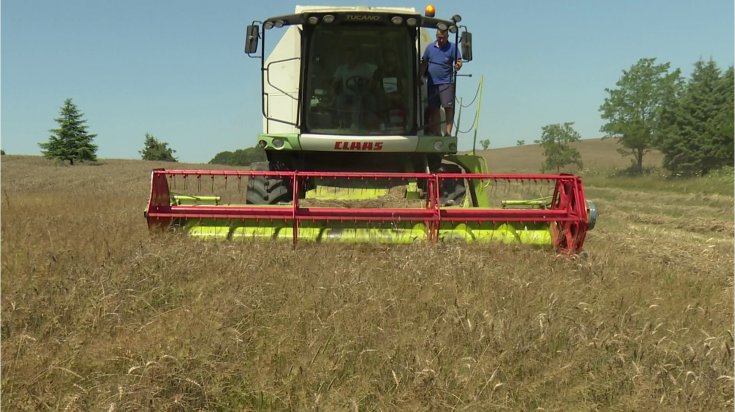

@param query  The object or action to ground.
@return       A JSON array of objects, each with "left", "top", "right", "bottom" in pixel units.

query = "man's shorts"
[{"left": 427, "top": 83, "right": 455, "bottom": 108}]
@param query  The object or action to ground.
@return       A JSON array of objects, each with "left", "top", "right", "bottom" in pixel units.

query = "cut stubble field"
[{"left": 2, "top": 141, "right": 733, "bottom": 410}]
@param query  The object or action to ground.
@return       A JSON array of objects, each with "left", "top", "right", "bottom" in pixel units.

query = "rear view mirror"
[
  {"left": 245, "top": 24, "right": 259, "bottom": 54},
  {"left": 460, "top": 32, "right": 472, "bottom": 61}
]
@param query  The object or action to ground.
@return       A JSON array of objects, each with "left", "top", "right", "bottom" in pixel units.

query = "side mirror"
[
  {"left": 460, "top": 32, "right": 472, "bottom": 62},
  {"left": 245, "top": 24, "right": 259, "bottom": 54}
]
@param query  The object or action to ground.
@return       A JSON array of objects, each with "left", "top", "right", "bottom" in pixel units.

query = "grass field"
[
  {"left": 2, "top": 140, "right": 733, "bottom": 410},
  {"left": 477, "top": 138, "right": 665, "bottom": 174}
]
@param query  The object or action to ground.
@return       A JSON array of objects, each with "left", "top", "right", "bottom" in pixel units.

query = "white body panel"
[
  {"left": 263, "top": 26, "right": 300, "bottom": 134},
  {"left": 300, "top": 133, "right": 418, "bottom": 152}
]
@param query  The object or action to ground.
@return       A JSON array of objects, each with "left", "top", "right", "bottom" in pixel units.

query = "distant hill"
[
  {"left": 4, "top": 137, "right": 663, "bottom": 174},
  {"left": 476, "top": 138, "right": 664, "bottom": 173}
]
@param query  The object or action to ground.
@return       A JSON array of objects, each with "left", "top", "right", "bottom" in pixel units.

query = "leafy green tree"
[
  {"left": 140, "top": 133, "right": 177, "bottom": 162},
  {"left": 209, "top": 147, "right": 266, "bottom": 166},
  {"left": 658, "top": 61, "right": 733, "bottom": 175},
  {"left": 39, "top": 98, "right": 98, "bottom": 164},
  {"left": 536, "top": 122, "right": 583, "bottom": 173},
  {"left": 209, "top": 151, "right": 233, "bottom": 165},
  {"left": 516, "top": 139, "right": 525, "bottom": 146},
  {"left": 480, "top": 139, "right": 490, "bottom": 150},
  {"left": 1, "top": 149, "right": 5, "bottom": 155},
  {"left": 600, "top": 58, "right": 682, "bottom": 174}
]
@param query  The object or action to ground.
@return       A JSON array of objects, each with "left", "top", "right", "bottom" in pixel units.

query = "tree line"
[
  {"left": 600, "top": 58, "right": 733, "bottom": 176},
  {"left": 208, "top": 147, "right": 266, "bottom": 166},
  {"left": 37, "top": 98, "right": 264, "bottom": 165},
  {"left": 514, "top": 58, "right": 733, "bottom": 175}
]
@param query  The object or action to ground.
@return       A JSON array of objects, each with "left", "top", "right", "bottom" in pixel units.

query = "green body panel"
[
  {"left": 305, "top": 179, "right": 390, "bottom": 200},
  {"left": 415, "top": 135, "right": 458, "bottom": 153},
  {"left": 438, "top": 222, "right": 552, "bottom": 245},
  {"left": 501, "top": 197, "right": 553, "bottom": 209},
  {"left": 258, "top": 133, "right": 460, "bottom": 155},
  {"left": 444, "top": 154, "right": 491, "bottom": 208},
  {"left": 187, "top": 220, "right": 427, "bottom": 243},
  {"left": 444, "top": 153, "right": 489, "bottom": 174},
  {"left": 172, "top": 194, "right": 221, "bottom": 206},
  {"left": 257, "top": 133, "right": 301, "bottom": 151},
  {"left": 305, "top": 186, "right": 389, "bottom": 200},
  {"left": 404, "top": 180, "right": 421, "bottom": 200},
  {"left": 182, "top": 217, "right": 553, "bottom": 246}
]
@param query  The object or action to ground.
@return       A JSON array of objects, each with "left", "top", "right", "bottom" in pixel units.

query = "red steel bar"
[{"left": 145, "top": 169, "right": 589, "bottom": 252}]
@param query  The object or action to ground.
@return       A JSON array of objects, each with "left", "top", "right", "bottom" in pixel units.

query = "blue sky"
[{"left": 2, "top": 0, "right": 733, "bottom": 163}]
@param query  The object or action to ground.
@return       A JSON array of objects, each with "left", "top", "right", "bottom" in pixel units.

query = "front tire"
[
  {"left": 245, "top": 162, "right": 292, "bottom": 205},
  {"left": 438, "top": 163, "right": 466, "bottom": 206}
]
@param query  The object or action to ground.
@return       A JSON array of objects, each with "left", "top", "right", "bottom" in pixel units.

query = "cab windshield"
[{"left": 303, "top": 25, "right": 415, "bottom": 135}]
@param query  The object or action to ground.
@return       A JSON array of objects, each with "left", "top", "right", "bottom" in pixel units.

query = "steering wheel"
[{"left": 345, "top": 76, "right": 369, "bottom": 94}]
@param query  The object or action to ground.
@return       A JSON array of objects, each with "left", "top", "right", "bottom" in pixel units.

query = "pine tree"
[
  {"left": 711, "top": 66, "right": 734, "bottom": 169},
  {"left": 140, "top": 133, "right": 177, "bottom": 162},
  {"left": 39, "top": 98, "right": 98, "bottom": 165},
  {"left": 659, "top": 60, "right": 733, "bottom": 175}
]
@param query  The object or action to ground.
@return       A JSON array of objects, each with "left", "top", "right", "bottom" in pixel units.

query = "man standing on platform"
[{"left": 421, "top": 29, "right": 462, "bottom": 136}]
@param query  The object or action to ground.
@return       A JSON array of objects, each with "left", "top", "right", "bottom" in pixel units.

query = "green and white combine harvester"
[{"left": 145, "top": 5, "right": 596, "bottom": 253}]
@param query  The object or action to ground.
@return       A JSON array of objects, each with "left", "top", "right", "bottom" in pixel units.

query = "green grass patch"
[{"left": 582, "top": 167, "right": 734, "bottom": 196}]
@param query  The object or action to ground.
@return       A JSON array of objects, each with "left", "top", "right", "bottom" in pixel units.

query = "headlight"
[
  {"left": 433, "top": 140, "right": 444, "bottom": 151},
  {"left": 272, "top": 138, "right": 285, "bottom": 149}
]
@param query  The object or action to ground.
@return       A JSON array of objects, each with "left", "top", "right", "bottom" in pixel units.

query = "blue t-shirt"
[{"left": 422, "top": 42, "right": 462, "bottom": 85}]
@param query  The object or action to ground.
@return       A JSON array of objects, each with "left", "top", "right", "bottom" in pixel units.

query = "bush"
[
  {"left": 209, "top": 147, "right": 266, "bottom": 166},
  {"left": 140, "top": 133, "right": 177, "bottom": 162}
]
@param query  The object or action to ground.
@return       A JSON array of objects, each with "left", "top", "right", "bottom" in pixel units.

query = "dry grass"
[
  {"left": 479, "top": 138, "right": 665, "bottom": 174},
  {"left": 2, "top": 148, "right": 732, "bottom": 410}
]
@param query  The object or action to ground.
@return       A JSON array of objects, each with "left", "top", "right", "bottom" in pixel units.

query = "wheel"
[
  {"left": 246, "top": 175, "right": 291, "bottom": 204},
  {"left": 245, "top": 162, "right": 292, "bottom": 205},
  {"left": 437, "top": 163, "right": 466, "bottom": 206}
]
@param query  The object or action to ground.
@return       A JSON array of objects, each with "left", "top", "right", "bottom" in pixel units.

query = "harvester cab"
[
  {"left": 145, "top": 5, "right": 596, "bottom": 253},
  {"left": 244, "top": 6, "right": 474, "bottom": 176}
]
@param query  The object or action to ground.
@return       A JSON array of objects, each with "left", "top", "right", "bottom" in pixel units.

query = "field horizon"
[
  {"left": 2, "top": 141, "right": 732, "bottom": 410},
  {"left": 1, "top": 137, "right": 662, "bottom": 172}
]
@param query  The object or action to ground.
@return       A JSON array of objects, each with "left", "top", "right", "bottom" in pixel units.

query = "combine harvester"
[{"left": 145, "top": 5, "right": 596, "bottom": 254}]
